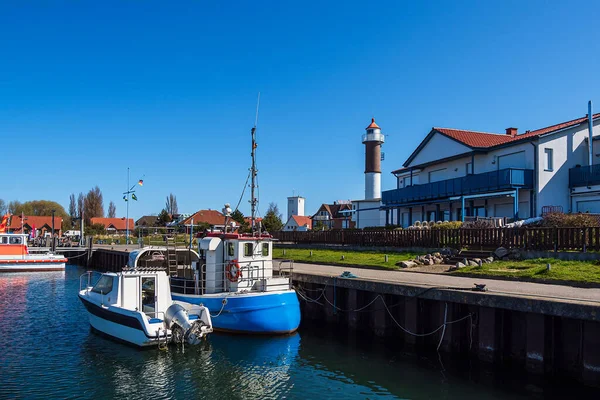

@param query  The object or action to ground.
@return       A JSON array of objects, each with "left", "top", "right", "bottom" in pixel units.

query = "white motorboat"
[{"left": 78, "top": 267, "right": 212, "bottom": 348}]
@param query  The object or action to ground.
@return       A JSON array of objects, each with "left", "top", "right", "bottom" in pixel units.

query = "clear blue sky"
[{"left": 2, "top": 1, "right": 599, "bottom": 220}]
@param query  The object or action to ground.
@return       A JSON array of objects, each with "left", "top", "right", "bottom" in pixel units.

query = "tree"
[
  {"left": 157, "top": 209, "right": 172, "bottom": 226},
  {"left": 231, "top": 209, "right": 250, "bottom": 233},
  {"left": 108, "top": 201, "right": 116, "bottom": 218},
  {"left": 262, "top": 202, "right": 283, "bottom": 232},
  {"left": 8, "top": 200, "right": 21, "bottom": 214},
  {"left": 10, "top": 200, "right": 67, "bottom": 217},
  {"left": 85, "top": 223, "right": 106, "bottom": 236},
  {"left": 68, "top": 194, "right": 77, "bottom": 219},
  {"left": 0, "top": 199, "right": 6, "bottom": 215},
  {"left": 84, "top": 186, "right": 104, "bottom": 223},
  {"left": 77, "top": 193, "right": 84, "bottom": 218},
  {"left": 165, "top": 193, "right": 178, "bottom": 215}
]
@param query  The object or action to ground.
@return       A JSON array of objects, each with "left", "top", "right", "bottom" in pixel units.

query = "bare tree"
[
  {"left": 108, "top": 201, "right": 116, "bottom": 218},
  {"left": 0, "top": 199, "right": 6, "bottom": 215},
  {"left": 165, "top": 193, "right": 178, "bottom": 215},
  {"left": 84, "top": 186, "right": 104, "bottom": 223},
  {"left": 68, "top": 194, "right": 77, "bottom": 219},
  {"left": 8, "top": 200, "right": 21, "bottom": 214},
  {"left": 77, "top": 193, "right": 84, "bottom": 219}
]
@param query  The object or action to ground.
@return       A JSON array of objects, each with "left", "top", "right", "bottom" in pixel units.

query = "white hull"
[
  {"left": 87, "top": 313, "right": 164, "bottom": 347},
  {"left": 0, "top": 261, "right": 66, "bottom": 272}
]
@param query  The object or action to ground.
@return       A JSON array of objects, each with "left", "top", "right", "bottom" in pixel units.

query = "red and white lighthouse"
[{"left": 363, "top": 118, "right": 385, "bottom": 200}]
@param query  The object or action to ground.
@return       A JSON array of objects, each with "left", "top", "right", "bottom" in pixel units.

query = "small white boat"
[
  {"left": 78, "top": 267, "right": 213, "bottom": 348},
  {"left": 0, "top": 233, "right": 66, "bottom": 272}
]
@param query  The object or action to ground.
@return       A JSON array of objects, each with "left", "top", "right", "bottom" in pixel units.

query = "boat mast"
[{"left": 250, "top": 93, "right": 260, "bottom": 234}]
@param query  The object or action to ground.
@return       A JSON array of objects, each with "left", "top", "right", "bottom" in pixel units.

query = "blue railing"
[
  {"left": 382, "top": 168, "right": 533, "bottom": 205},
  {"left": 569, "top": 164, "right": 600, "bottom": 188}
]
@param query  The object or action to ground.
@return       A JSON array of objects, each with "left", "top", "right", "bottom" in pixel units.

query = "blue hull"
[{"left": 171, "top": 290, "right": 301, "bottom": 334}]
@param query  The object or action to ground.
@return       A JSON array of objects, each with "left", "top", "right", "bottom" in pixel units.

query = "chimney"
[{"left": 505, "top": 127, "right": 518, "bottom": 137}]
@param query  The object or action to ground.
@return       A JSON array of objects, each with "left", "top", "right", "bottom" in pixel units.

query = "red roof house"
[
  {"left": 9, "top": 215, "right": 63, "bottom": 236},
  {"left": 90, "top": 218, "right": 135, "bottom": 234}
]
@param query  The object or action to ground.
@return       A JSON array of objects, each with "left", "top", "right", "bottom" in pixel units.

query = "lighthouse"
[{"left": 363, "top": 118, "right": 385, "bottom": 199}]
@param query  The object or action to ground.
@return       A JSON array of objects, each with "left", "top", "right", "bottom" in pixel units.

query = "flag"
[
  {"left": 132, "top": 193, "right": 138, "bottom": 201},
  {"left": 0, "top": 214, "right": 9, "bottom": 233},
  {"left": 31, "top": 224, "right": 36, "bottom": 239},
  {"left": 138, "top": 179, "right": 143, "bottom": 186},
  {"left": 123, "top": 195, "right": 128, "bottom": 201}
]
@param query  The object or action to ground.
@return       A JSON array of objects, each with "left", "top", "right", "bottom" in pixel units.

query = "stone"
[
  {"left": 427, "top": 259, "right": 434, "bottom": 265},
  {"left": 485, "top": 257, "right": 494, "bottom": 263},
  {"left": 472, "top": 258, "right": 482, "bottom": 264},
  {"left": 468, "top": 260, "right": 480, "bottom": 267},
  {"left": 455, "top": 261, "right": 466, "bottom": 269},
  {"left": 494, "top": 247, "right": 509, "bottom": 258},
  {"left": 432, "top": 252, "right": 441, "bottom": 258},
  {"left": 433, "top": 257, "right": 443, "bottom": 264},
  {"left": 399, "top": 261, "right": 417, "bottom": 268}
]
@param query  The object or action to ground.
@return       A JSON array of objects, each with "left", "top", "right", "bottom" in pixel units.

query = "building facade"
[
  {"left": 287, "top": 196, "right": 305, "bottom": 220},
  {"left": 312, "top": 202, "right": 355, "bottom": 229},
  {"left": 283, "top": 215, "right": 312, "bottom": 231},
  {"left": 382, "top": 111, "right": 600, "bottom": 227}
]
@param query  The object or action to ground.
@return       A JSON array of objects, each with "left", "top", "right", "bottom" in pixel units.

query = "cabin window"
[
  {"left": 262, "top": 243, "right": 270, "bottom": 257},
  {"left": 1, "top": 237, "right": 7, "bottom": 244},
  {"left": 92, "top": 275, "right": 113, "bottom": 295},
  {"left": 9, "top": 237, "right": 22, "bottom": 244},
  {"left": 244, "top": 243, "right": 253, "bottom": 257},
  {"left": 227, "top": 243, "right": 235, "bottom": 257}
]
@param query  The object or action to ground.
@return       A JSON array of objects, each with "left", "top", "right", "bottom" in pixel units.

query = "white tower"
[
  {"left": 363, "top": 118, "right": 385, "bottom": 199},
  {"left": 287, "top": 196, "right": 305, "bottom": 220}
]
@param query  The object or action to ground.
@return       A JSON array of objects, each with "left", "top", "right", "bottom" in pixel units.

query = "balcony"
[
  {"left": 382, "top": 168, "right": 534, "bottom": 205},
  {"left": 312, "top": 215, "right": 331, "bottom": 221},
  {"left": 569, "top": 164, "right": 600, "bottom": 188}
]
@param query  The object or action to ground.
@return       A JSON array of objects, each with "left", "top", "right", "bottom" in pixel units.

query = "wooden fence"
[{"left": 272, "top": 227, "right": 600, "bottom": 252}]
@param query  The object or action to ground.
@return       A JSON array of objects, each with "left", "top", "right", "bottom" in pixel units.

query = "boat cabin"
[{"left": 0, "top": 234, "right": 29, "bottom": 256}]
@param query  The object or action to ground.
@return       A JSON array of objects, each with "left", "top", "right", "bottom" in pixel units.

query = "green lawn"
[
  {"left": 273, "top": 247, "right": 420, "bottom": 270},
  {"left": 453, "top": 258, "right": 600, "bottom": 284}
]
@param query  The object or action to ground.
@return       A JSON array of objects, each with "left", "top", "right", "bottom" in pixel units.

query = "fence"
[{"left": 272, "top": 227, "right": 600, "bottom": 252}]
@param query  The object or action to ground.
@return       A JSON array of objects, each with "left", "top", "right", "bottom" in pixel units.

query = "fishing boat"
[
  {"left": 0, "top": 233, "right": 67, "bottom": 272},
  {"left": 128, "top": 123, "right": 301, "bottom": 334},
  {"left": 78, "top": 267, "right": 213, "bottom": 348}
]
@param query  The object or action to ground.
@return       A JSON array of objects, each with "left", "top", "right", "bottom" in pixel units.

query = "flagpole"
[{"left": 126, "top": 167, "right": 130, "bottom": 244}]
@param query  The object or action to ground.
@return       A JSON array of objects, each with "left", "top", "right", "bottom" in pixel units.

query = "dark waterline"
[{"left": 0, "top": 265, "right": 596, "bottom": 399}]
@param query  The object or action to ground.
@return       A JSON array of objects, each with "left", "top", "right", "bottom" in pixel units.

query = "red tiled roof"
[
  {"left": 9, "top": 215, "right": 63, "bottom": 232},
  {"left": 181, "top": 210, "right": 225, "bottom": 226},
  {"left": 366, "top": 118, "right": 380, "bottom": 130},
  {"left": 243, "top": 217, "right": 263, "bottom": 224},
  {"left": 434, "top": 113, "right": 600, "bottom": 149},
  {"left": 291, "top": 215, "right": 312, "bottom": 229},
  {"left": 90, "top": 218, "right": 135, "bottom": 231}
]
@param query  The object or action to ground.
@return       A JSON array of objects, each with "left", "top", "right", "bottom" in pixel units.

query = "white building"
[
  {"left": 286, "top": 196, "right": 305, "bottom": 220},
  {"left": 282, "top": 215, "right": 312, "bottom": 231},
  {"left": 382, "top": 109, "right": 600, "bottom": 227}
]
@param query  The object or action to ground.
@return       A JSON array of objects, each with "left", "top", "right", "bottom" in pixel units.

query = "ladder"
[{"left": 166, "top": 236, "right": 178, "bottom": 276}]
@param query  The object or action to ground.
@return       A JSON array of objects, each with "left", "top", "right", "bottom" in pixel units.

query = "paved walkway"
[{"left": 288, "top": 262, "right": 600, "bottom": 305}]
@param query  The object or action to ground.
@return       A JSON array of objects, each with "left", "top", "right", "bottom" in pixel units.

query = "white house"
[
  {"left": 283, "top": 215, "right": 313, "bottom": 231},
  {"left": 382, "top": 111, "right": 600, "bottom": 227}
]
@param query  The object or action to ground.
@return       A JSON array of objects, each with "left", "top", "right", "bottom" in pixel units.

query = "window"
[
  {"left": 9, "top": 237, "right": 21, "bottom": 244},
  {"left": 227, "top": 243, "right": 235, "bottom": 257},
  {"left": 262, "top": 243, "right": 269, "bottom": 257},
  {"left": 92, "top": 275, "right": 114, "bottom": 294},
  {"left": 466, "top": 162, "right": 473, "bottom": 175},
  {"left": 244, "top": 243, "right": 253, "bottom": 257},
  {"left": 544, "top": 148, "right": 553, "bottom": 171},
  {"left": 1, "top": 237, "right": 8, "bottom": 244},
  {"left": 427, "top": 210, "right": 436, "bottom": 221},
  {"left": 442, "top": 210, "right": 450, "bottom": 221}
]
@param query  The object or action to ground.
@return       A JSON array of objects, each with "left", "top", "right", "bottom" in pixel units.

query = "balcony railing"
[
  {"left": 312, "top": 215, "right": 331, "bottom": 221},
  {"left": 382, "top": 168, "right": 533, "bottom": 205},
  {"left": 569, "top": 164, "right": 600, "bottom": 188}
]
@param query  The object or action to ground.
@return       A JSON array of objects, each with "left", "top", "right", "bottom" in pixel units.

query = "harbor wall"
[{"left": 292, "top": 272, "right": 600, "bottom": 388}]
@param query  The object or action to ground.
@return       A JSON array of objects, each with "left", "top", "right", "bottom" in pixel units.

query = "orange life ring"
[{"left": 225, "top": 260, "right": 242, "bottom": 282}]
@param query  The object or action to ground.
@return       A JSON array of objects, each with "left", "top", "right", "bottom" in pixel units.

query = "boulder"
[
  {"left": 399, "top": 261, "right": 418, "bottom": 268},
  {"left": 432, "top": 252, "right": 441, "bottom": 258},
  {"left": 485, "top": 256, "right": 494, "bottom": 263},
  {"left": 468, "top": 260, "right": 480, "bottom": 267},
  {"left": 494, "top": 247, "right": 509, "bottom": 258},
  {"left": 433, "top": 257, "right": 443, "bottom": 264},
  {"left": 455, "top": 261, "right": 466, "bottom": 269},
  {"left": 427, "top": 259, "right": 434, "bottom": 265}
]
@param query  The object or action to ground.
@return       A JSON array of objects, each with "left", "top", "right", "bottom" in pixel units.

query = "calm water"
[{"left": 0, "top": 265, "right": 593, "bottom": 399}]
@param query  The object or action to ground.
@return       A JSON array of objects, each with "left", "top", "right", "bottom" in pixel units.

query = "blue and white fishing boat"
[{"left": 128, "top": 123, "right": 301, "bottom": 334}]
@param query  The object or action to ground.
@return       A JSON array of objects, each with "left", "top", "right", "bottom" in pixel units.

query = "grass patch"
[
  {"left": 453, "top": 258, "right": 600, "bottom": 284},
  {"left": 273, "top": 247, "right": 420, "bottom": 270}
]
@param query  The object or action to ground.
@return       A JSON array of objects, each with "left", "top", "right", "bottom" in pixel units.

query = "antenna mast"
[{"left": 250, "top": 93, "right": 260, "bottom": 233}]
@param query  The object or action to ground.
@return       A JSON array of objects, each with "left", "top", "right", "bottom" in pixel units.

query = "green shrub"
[
  {"left": 538, "top": 212, "right": 600, "bottom": 228},
  {"left": 431, "top": 221, "right": 462, "bottom": 230}
]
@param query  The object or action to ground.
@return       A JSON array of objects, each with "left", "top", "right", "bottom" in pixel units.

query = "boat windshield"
[{"left": 92, "top": 275, "right": 114, "bottom": 295}]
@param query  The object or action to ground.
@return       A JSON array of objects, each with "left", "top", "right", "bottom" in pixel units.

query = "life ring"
[{"left": 225, "top": 260, "right": 242, "bottom": 282}]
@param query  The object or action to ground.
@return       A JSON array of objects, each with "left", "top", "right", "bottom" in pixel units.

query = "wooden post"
[{"left": 87, "top": 236, "right": 93, "bottom": 268}]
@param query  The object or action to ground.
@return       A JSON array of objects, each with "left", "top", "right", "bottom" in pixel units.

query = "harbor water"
[{"left": 0, "top": 265, "right": 596, "bottom": 399}]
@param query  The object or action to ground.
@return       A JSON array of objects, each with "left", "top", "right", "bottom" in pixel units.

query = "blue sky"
[{"left": 2, "top": 1, "right": 599, "bottom": 220}]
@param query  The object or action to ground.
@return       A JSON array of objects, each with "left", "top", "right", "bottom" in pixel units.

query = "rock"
[
  {"left": 468, "top": 260, "right": 480, "bottom": 267},
  {"left": 433, "top": 257, "right": 443, "bottom": 264},
  {"left": 432, "top": 252, "right": 441, "bottom": 258},
  {"left": 494, "top": 247, "right": 509, "bottom": 258},
  {"left": 427, "top": 259, "right": 434, "bottom": 265},
  {"left": 485, "top": 256, "right": 494, "bottom": 263},
  {"left": 472, "top": 258, "right": 482, "bottom": 264},
  {"left": 399, "top": 261, "right": 417, "bottom": 268},
  {"left": 455, "top": 261, "right": 466, "bottom": 269}
]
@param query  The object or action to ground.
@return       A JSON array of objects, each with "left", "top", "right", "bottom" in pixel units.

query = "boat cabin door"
[{"left": 140, "top": 276, "right": 157, "bottom": 316}]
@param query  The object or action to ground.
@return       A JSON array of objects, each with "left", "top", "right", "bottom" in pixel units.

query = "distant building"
[
  {"left": 283, "top": 215, "right": 312, "bottom": 231},
  {"left": 135, "top": 215, "right": 157, "bottom": 228},
  {"left": 8, "top": 215, "right": 63, "bottom": 236},
  {"left": 312, "top": 202, "right": 354, "bottom": 229},
  {"left": 287, "top": 196, "right": 305, "bottom": 220},
  {"left": 180, "top": 210, "right": 226, "bottom": 233},
  {"left": 90, "top": 218, "right": 135, "bottom": 234}
]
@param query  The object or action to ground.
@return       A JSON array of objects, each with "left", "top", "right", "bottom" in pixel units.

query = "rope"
[{"left": 210, "top": 297, "right": 229, "bottom": 318}]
